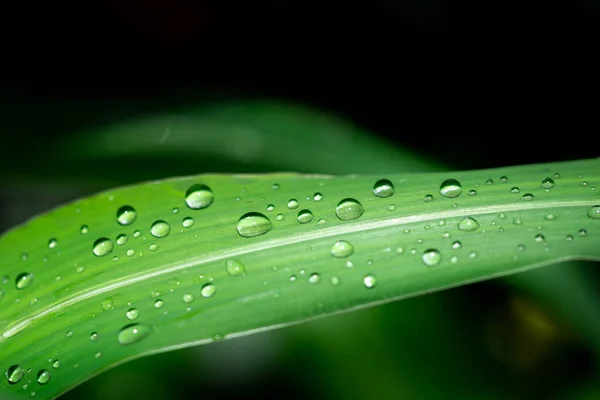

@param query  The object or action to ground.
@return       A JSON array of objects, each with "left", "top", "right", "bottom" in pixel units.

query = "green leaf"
[{"left": 1, "top": 158, "right": 599, "bottom": 399}]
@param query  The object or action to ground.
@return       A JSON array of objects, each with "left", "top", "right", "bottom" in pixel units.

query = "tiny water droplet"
[
  {"left": 458, "top": 217, "right": 480, "bottom": 232},
  {"left": 345, "top": 260, "right": 354, "bottom": 268},
  {"left": 266, "top": 204, "right": 275, "bottom": 212},
  {"left": 313, "top": 192, "right": 323, "bottom": 201},
  {"left": 469, "top": 251, "right": 478, "bottom": 259},
  {"left": 287, "top": 199, "right": 299, "bottom": 210},
  {"left": 182, "top": 217, "right": 194, "bottom": 228},
  {"left": 201, "top": 283, "right": 216, "bottom": 298},
  {"left": 450, "top": 256, "right": 458, "bottom": 264},
  {"left": 544, "top": 213, "right": 556, "bottom": 221},
  {"left": 237, "top": 212, "right": 273, "bottom": 238},
  {"left": 308, "top": 273, "right": 321, "bottom": 284},
  {"left": 486, "top": 179, "right": 494, "bottom": 185},
  {"left": 330, "top": 240, "right": 354, "bottom": 258},
  {"left": 117, "top": 323, "right": 152, "bottom": 345},
  {"left": 20, "top": 253, "right": 28, "bottom": 261},
  {"left": 587, "top": 205, "right": 600, "bottom": 219},
  {"left": 513, "top": 217, "right": 523, "bottom": 225},
  {"left": 116, "top": 205, "right": 137, "bottom": 226},
  {"left": 101, "top": 298, "right": 114, "bottom": 311},
  {"left": 52, "top": 361, "right": 60, "bottom": 369},
  {"left": 183, "top": 293, "right": 194, "bottom": 303},
  {"left": 36, "top": 370, "right": 51, "bottom": 385},
  {"left": 579, "top": 229, "right": 588, "bottom": 237},
  {"left": 290, "top": 275, "right": 297, "bottom": 282},
  {"left": 297, "top": 209, "right": 314, "bottom": 224},
  {"left": 272, "top": 183, "right": 280, "bottom": 190},
  {"left": 451, "top": 241, "right": 462, "bottom": 249},
  {"left": 498, "top": 213, "right": 507, "bottom": 219},
  {"left": 522, "top": 193, "right": 534, "bottom": 201},
  {"left": 439, "top": 179, "right": 462, "bottom": 198},
  {"left": 510, "top": 187, "right": 520, "bottom": 194},
  {"left": 395, "top": 246, "right": 404, "bottom": 254},
  {"left": 566, "top": 234, "right": 574, "bottom": 241},
  {"left": 276, "top": 214, "right": 284, "bottom": 221},
  {"left": 154, "top": 299, "right": 164, "bottom": 308},
  {"left": 94, "top": 352, "right": 102, "bottom": 359},
  {"left": 116, "top": 234, "right": 128, "bottom": 246},
  {"left": 126, "top": 308, "right": 139, "bottom": 320},
  {"left": 468, "top": 189, "right": 477, "bottom": 196},
  {"left": 150, "top": 220, "right": 171, "bottom": 238},
  {"left": 421, "top": 249, "right": 441, "bottom": 266},
  {"left": 226, "top": 259, "right": 246, "bottom": 276},
  {"left": 442, "top": 232, "right": 450, "bottom": 239},
  {"left": 363, "top": 274, "right": 377, "bottom": 288},
  {"left": 317, "top": 218, "right": 328, "bottom": 225},
  {"left": 534, "top": 234, "right": 545, "bottom": 243},
  {"left": 93, "top": 238, "right": 114, "bottom": 257},
  {"left": 133, "top": 230, "right": 142, "bottom": 238},
  {"left": 48, "top": 238, "right": 58, "bottom": 249},
  {"left": 500, "top": 176, "right": 508, "bottom": 183},
  {"left": 423, "top": 194, "right": 434, "bottom": 202},
  {"left": 66, "top": 331, "right": 73, "bottom": 338},
  {"left": 148, "top": 243, "right": 158, "bottom": 251},
  {"left": 90, "top": 332, "right": 99, "bottom": 341},
  {"left": 15, "top": 273, "right": 34, "bottom": 290},
  {"left": 541, "top": 177, "right": 555, "bottom": 189},
  {"left": 335, "top": 198, "right": 364, "bottom": 221},
  {"left": 582, "top": 181, "right": 589, "bottom": 187},
  {"left": 330, "top": 276, "right": 340, "bottom": 286},
  {"left": 126, "top": 249, "right": 136, "bottom": 257},
  {"left": 185, "top": 184, "right": 214, "bottom": 209},
  {"left": 5, "top": 365, "right": 25, "bottom": 384},
  {"left": 387, "top": 204, "right": 396, "bottom": 211},
  {"left": 80, "top": 225, "right": 89, "bottom": 235},
  {"left": 373, "top": 179, "right": 395, "bottom": 198},
  {"left": 517, "top": 244, "right": 526, "bottom": 251},
  {"left": 172, "top": 207, "right": 179, "bottom": 214}
]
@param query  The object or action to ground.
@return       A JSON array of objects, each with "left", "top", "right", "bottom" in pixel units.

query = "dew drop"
[
  {"left": 52, "top": 361, "right": 60, "bottom": 369},
  {"left": 534, "top": 234, "right": 545, "bottom": 243},
  {"left": 290, "top": 275, "right": 297, "bottom": 282},
  {"left": 517, "top": 244, "right": 526, "bottom": 251},
  {"left": 272, "top": 183, "right": 280, "bottom": 190},
  {"left": 582, "top": 181, "right": 589, "bottom": 187},
  {"left": 36, "top": 370, "right": 51, "bottom": 385},
  {"left": 450, "top": 256, "right": 458, "bottom": 264},
  {"left": 183, "top": 293, "right": 194, "bottom": 303},
  {"left": 544, "top": 213, "right": 556, "bottom": 221},
  {"left": 15, "top": 273, "right": 34, "bottom": 290},
  {"left": 133, "top": 230, "right": 142, "bottom": 238},
  {"left": 373, "top": 179, "right": 395, "bottom": 198},
  {"left": 423, "top": 194, "right": 434, "bottom": 202},
  {"left": 313, "top": 193, "right": 323, "bottom": 201},
  {"left": 330, "top": 240, "right": 354, "bottom": 258},
  {"left": 237, "top": 212, "right": 273, "bottom": 238},
  {"left": 5, "top": 365, "right": 25, "bottom": 384},
  {"left": 226, "top": 259, "right": 246, "bottom": 277},
  {"left": 486, "top": 179, "right": 494, "bottom": 185},
  {"left": 308, "top": 273, "right": 321, "bottom": 284},
  {"left": 566, "top": 234, "right": 574, "bottom": 241},
  {"left": 317, "top": 218, "right": 328, "bottom": 225},
  {"left": 522, "top": 193, "right": 535, "bottom": 201},
  {"left": 101, "top": 298, "right": 114, "bottom": 311},
  {"left": 117, "top": 323, "right": 152, "bottom": 345},
  {"left": 80, "top": 225, "right": 89, "bottom": 235},
  {"left": 335, "top": 198, "right": 364, "bottom": 221},
  {"left": 297, "top": 209, "right": 314, "bottom": 224},
  {"left": 154, "top": 299, "right": 164, "bottom": 309},
  {"left": 395, "top": 246, "right": 404, "bottom": 254},
  {"left": 276, "top": 214, "right": 284, "bottom": 221},
  {"left": 93, "top": 238, "right": 114, "bottom": 257},
  {"left": 94, "top": 352, "right": 102, "bottom": 359},
  {"left": 66, "top": 331, "right": 73, "bottom": 338},
  {"left": 510, "top": 187, "right": 520, "bottom": 194},
  {"left": 541, "top": 177, "right": 555, "bottom": 189},
  {"left": 116, "top": 234, "right": 128, "bottom": 246},
  {"left": 185, "top": 184, "right": 214, "bottom": 209},
  {"left": 451, "top": 241, "right": 462, "bottom": 249},
  {"left": 126, "top": 308, "right": 139, "bottom": 320},
  {"left": 468, "top": 189, "right": 477, "bottom": 196},
  {"left": 500, "top": 176, "right": 508, "bottom": 183},
  {"left": 439, "top": 179, "right": 462, "bottom": 198},
  {"left": 126, "top": 249, "right": 136, "bottom": 257},
  {"left": 421, "top": 249, "right": 441, "bottom": 267},
  {"left": 201, "top": 283, "right": 216, "bottom": 298},
  {"left": 513, "top": 217, "right": 523, "bottom": 225},
  {"left": 587, "top": 205, "right": 600, "bottom": 219},
  {"left": 182, "top": 217, "right": 194, "bottom": 228},
  {"left": 498, "top": 213, "right": 507, "bottom": 219},
  {"left": 363, "top": 274, "right": 377, "bottom": 289},
  {"left": 287, "top": 199, "right": 299, "bottom": 210},
  {"left": 148, "top": 243, "right": 159, "bottom": 252},
  {"left": 116, "top": 205, "right": 137, "bottom": 226},
  {"left": 150, "top": 220, "right": 171, "bottom": 238},
  {"left": 90, "top": 332, "right": 99, "bottom": 341},
  {"left": 579, "top": 229, "right": 588, "bottom": 237},
  {"left": 458, "top": 217, "right": 480, "bottom": 232},
  {"left": 387, "top": 204, "right": 396, "bottom": 211},
  {"left": 48, "top": 238, "right": 58, "bottom": 249},
  {"left": 266, "top": 204, "right": 275, "bottom": 212}
]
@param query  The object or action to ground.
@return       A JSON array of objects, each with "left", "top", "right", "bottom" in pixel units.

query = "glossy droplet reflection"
[
  {"left": 335, "top": 198, "right": 364, "bottom": 221},
  {"left": 117, "top": 324, "right": 152, "bottom": 345},
  {"left": 587, "top": 205, "right": 600, "bottom": 219},
  {"left": 439, "top": 179, "right": 462, "bottom": 198},
  {"left": 226, "top": 259, "right": 246, "bottom": 276},
  {"left": 182, "top": 217, "right": 194, "bottom": 228},
  {"left": 126, "top": 308, "right": 139, "bottom": 320},
  {"left": 5, "top": 365, "right": 25, "bottom": 384},
  {"left": 201, "top": 283, "right": 216, "bottom": 298},
  {"left": 237, "top": 212, "right": 273, "bottom": 238},
  {"left": 330, "top": 240, "right": 354, "bottom": 258},
  {"left": 93, "top": 238, "right": 114, "bottom": 257},
  {"left": 15, "top": 273, "right": 34, "bottom": 290},
  {"left": 150, "top": 221, "right": 171, "bottom": 238},
  {"left": 373, "top": 179, "right": 394, "bottom": 198},
  {"left": 185, "top": 184, "right": 214, "bottom": 210},
  {"left": 421, "top": 249, "right": 441, "bottom": 266},
  {"left": 116, "top": 205, "right": 137, "bottom": 226},
  {"left": 297, "top": 209, "right": 314, "bottom": 224},
  {"left": 36, "top": 370, "right": 51, "bottom": 385},
  {"left": 363, "top": 274, "right": 377, "bottom": 288},
  {"left": 541, "top": 177, "right": 555, "bottom": 189},
  {"left": 458, "top": 217, "right": 480, "bottom": 232}
]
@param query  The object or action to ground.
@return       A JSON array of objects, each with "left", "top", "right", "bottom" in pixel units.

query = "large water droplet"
[
  {"left": 182, "top": 217, "right": 195, "bottom": 228},
  {"left": 330, "top": 240, "right": 354, "bottom": 258},
  {"left": 116, "top": 205, "right": 137, "bottom": 226},
  {"left": 237, "top": 212, "right": 273, "bottom": 238},
  {"left": 587, "top": 205, "right": 600, "bottom": 219},
  {"left": 48, "top": 238, "right": 58, "bottom": 249},
  {"left": 201, "top": 283, "right": 216, "bottom": 298},
  {"left": 93, "top": 238, "right": 114, "bottom": 257},
  {"left": 116, "top": 234, "right": 128, "bottom": 246},
  {"left": 458, "top": 217, "right": 480, "bottom": 232},
  {"left": 126, "top": 308, "right": 139, "bottom": 320},
  {"left": 36, "top": 370, "right": 51, "bottom": 385},
  {"left": 297, "top": 209, "right": 314, "bottom": 224},
  {"left": 226, "top": 259, "right": 246, "bottom": 276},
  {"left": 5, "top": 365, "right": 25, "bottom": 384},
  {"left": 15, "top": 273, "right": 34, "bottom": 290},
  {"left": 363, "top": 274, "right": 377, "bottom": 288},
  {"left": 150, "top": 220, "right": 171, "bottom": 238},
  {"left": 373, "top": 179, "right": 394, "bottom": 198},
  {"left": 439, "top": 179, "right": 462, "bottom": 198},
  {"left": 335, "top": 198, "right": 364, "bottom": 221},
  {"left": 117, "top": 323, "right": 152, "bottom": 345},
  {"left": 421, "top": 249, "right": 441, "bottom": 266},
  {"left": 541, "top": 177, "right": 555, "bottom": 189},
  {"left": 287, "top": 199, "right": 299, "bottom": 210},
  {"left": 185, "top": 184, "right": 214, "bottom": 210}
]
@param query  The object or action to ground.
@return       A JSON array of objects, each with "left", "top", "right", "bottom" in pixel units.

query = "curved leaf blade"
[{"left": 1, "top": 159, "right": 599, "bottom": 399}]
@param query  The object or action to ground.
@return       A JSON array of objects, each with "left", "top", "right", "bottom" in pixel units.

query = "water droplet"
[
  {"left": 541, "top": 177, "right": 555, "bottom": 189},
  {"left": 290, "top": 275, "right": 297, "bottom": 282},
  {"left": 237, "top": 212, "right": 273, "bottom": 238},
  {"left": 587, "top": 205, "right": 600, "bottom": 219},
  {"left": 330, "top": 276, "right": 340, "bottom": 286},
  {"left": 534, "top": 234, "right": 545, "bottom": 243},
  {"left": 441, "top": 232, "right": 450, "bottom": 238},
  {"left": 468, "top": 189, "right": 477, "bottom": 196},
  {"left": 90, "top": 332, "right": 99, "bottom": 341},
  {"left": 183, "top": 293, "right": 194, "bottom": 303},
  {"left": 439, "top": 179, "right": 462, "bottom": 198},
  {"left": 566, "top": 234, "right": 574, "bottom": 241},
  {"left": 510, "top": 187, "right": 520, "bottom": 194},
  {"left": 48, "top": 238, "right": 58, "bottom": 249},
  {"left": 297, "top": 209, "right": 314, "bottom": 224},
  {"left": 543, "top": 213, "right": 556, "bottom": 221},
  {"left": 116, "top": 205, "right": 137, "bottom": 226},
  {"left": 154, "top": 299, "right": 164, "bottom": 308},
  {"left": 328, "top": 240, "right": 354, "bottom": 259},
  {"left": 579, "top": 229, "right": 588, "bottom": 237},
  {"left": 335, "top": 198, "right": 364, "bottom": 221},
  {"left": 226, "top": 259, "right": 246, "bottom": 276},
  {"left": 185, "top": 184, "right": 214, "bottom": 209},
  {"left": 66, "top": 331, "right": 73, "bottom": 338},
  {"left": 5, "top": 365, "right": 25, "bottom": 384},
  {"left": 522, "top": 193, "right": 534, "bottom": 201},
  {"left": 450, "top": 255, "right": 458, "bottom": 264},
  {"left": 93, "top": 238, "right": 114, "bottom": 257},
  {"left": 287, "top": 199, "right": 299, "bottom": 210},
  {"left": 387, "top": 204, "right": 396, "bottom": 211},
  {"left": 150, "top": 220, "right": 171, "bottom": 238},
  {"left": 116, "top": 234, "right": 128, "bottom": 246},
  {"left": 486, "top": 179, "right": 494, "bottom": 185},
  {"left": 373, "top": 179, "right": 394, "bottom": 198},
  {"left": 317, "top": 218, "right": 328, "bottom": 225},
  {"left": 421, "top": 249, "right": 441, "bottom": 266},
  {"left": 363, "top": 274, "right": 377, "bottom": 288},
  {"left": 517, "top": 244, "right": 526, "bottom": 251},
  {"left": 308, "top": 273, "right": 321, "bottom": 284},
  {"left": 52, "top": 360, "right": 60, "bottom": 369},
  {"left": 500, "top": 176, "right": 508, "bottom": 183},
  {"left": 117, "top": 323, "right": 152, "bottom": 345},
  {"left": 126, "top": 308, "right": 139, "bottom": 320},
  {"left": 423, "top": 194, "right": 434, "bottom": 202},
  {"left": 181, "top": 217, "right": 195, "bottom": 228},
  {"left": 126, "top": 249, "right": 136, "bottom": 257},
  {"left": 395, "top": 246, "right": 404, "bottom": 254},
  {"left": 148, "top": 243, "right": 158, "bottom": 251},
  {"left": 78, "top": 224, "right": 89, "bottom": 236},
  {"left": 498, "top": 213, "right": 507, "bottom": 219},
  {"left": 36, "top": 370, "right": 51, "bottom": 385},
  {"left": 172, "top": 207, "right": 180, "bottom": 214},
  {"left": 458, "top": 217, "right": 480, "bottom": 232},
  {"left": 276, "top": 214, "right": 284, "bottom": 221},
  {"left": 133, "top": 230, "right": 142, "bottom": 238},
  {"left": 266, "top": 204, "right": 275, "bottom": 212},
  {"left": 582, "top": 181, "right": 589, "bottom": 187},
  {"left": 451, "top": 241, "right": 462, "bottom": 249},
  {"left": 15, "top": 273, "right": 34, "bottom": 290},
  {"left": 94, "top": 352, "right": 102, "bottom": 359},
  {"left": 101, "top": 298, "right": 114, "bottom": 310},
  {"left": 201, "top": 283, "right": 216, "bottom": 298},
  {"left": 513, "top": 217, "right": 523, "bottom": 225},
  {"left": 272, "top": 183, "right": 280, "bottom": 190},
  {"left": 313, "top": 193, "right": 323, "bottom": 201}
]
